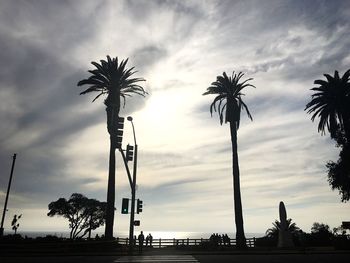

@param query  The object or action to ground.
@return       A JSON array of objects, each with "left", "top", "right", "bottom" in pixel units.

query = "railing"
[{"left": 115, "top": 237, "right": 256, "bottom": 248}]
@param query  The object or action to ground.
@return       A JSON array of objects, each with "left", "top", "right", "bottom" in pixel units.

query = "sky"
[{"left": 0, "top": 0, "right": 350, "bottom": 237}]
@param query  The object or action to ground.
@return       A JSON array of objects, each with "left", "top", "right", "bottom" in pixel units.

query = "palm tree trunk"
[
  {"left": 105, "top": 105, "right": 118, "bottom": 240},
  {"left": 229, "top": 121, "right": 247, "bottom": 249},
  {"left": 105, "top": 135, "right": 116, "bottom": 239}
]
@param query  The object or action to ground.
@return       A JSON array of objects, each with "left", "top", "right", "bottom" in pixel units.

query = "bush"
[{"left": 255, "top": 236, "right": 277, "bottom": 247}]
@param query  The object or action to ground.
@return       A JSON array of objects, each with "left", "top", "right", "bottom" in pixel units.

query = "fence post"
[
  {"left": 159, "top": 238, "right": 161, "bottom": 248},
  {"left": 126, "top": 238, "right": 129, "bottom": 245}
]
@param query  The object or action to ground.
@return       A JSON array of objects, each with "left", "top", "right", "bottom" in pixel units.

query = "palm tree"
[
  {"left": 305, "top": 69, "right": 350, "bottom": 139},
  {"left": 265, "top": 219, "right": 300, "bottom": 239},
  {"left": 203, "top": 71, "right": 255, "bottom": 249},
  {"left": 78, "top": 56, "right": 146, "bottom": 239}
]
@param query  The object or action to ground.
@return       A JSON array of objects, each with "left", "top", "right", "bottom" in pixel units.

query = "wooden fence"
[{"left": 115, "top": 237, "right": 256, "bottom": 248}]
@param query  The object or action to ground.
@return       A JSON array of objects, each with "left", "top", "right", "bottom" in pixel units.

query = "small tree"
[
  {"left": 11, "top": 214, "right": 22, "bottom": 235},
  {"left": 310, "top": 222, "right": 333, "bottom": 246},
  {"left": 266, "top": 218, "right": 300, "bottom": 239},
  {"left": 47, "top": 193, "right": 107, "bottom": 239}
]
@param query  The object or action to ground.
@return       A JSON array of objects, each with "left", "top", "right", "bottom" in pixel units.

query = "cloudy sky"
[{"left": 0, "top": 0, "right": 349, "bottom": 237}]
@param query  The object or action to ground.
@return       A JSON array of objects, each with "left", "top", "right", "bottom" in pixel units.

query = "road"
[{"left": 1, "top": 253, "right": 350, "bottom": 263}]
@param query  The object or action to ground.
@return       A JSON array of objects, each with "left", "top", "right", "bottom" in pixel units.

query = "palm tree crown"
[
  {"left": 305, "top": 69, "right": 350, "bottom": 138},
  {"left": 203, "top": 71, "right": 255, "bottom": 126},
  {"left": 78, "top": 55, "right": 147, "bottom": 109},
  {"left": 266, "top": 219, "right": 300, "bottom": 238}
]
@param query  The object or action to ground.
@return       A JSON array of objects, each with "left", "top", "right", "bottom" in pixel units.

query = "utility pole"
[{"left": 0, "top": 153, "right": 17, "bottom": 237}]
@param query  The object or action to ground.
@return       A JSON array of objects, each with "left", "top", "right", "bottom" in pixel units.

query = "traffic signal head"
[
  {"left": 126, "top": 144, "right": 134, "bottom": 162},
  {"left": 115, "top": 117, "right": 125, "bottom": 149},
  {"left": 137, "top": 199, "right": 143, "bottom": 214},
  {"left": 121, "top": 198, "right": 129, "bottom": 214}
]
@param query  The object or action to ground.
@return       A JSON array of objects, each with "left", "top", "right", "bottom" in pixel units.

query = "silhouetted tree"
[
  {"left": 11, "top": 214, "right": 22, "bottom": 235},
  {"left": 47, "top": 193, "right": 107, "bottom": 239},
  {"left": 265, "top": 218, "right": 300, "bottom": 239},
  {"left": 305, "top": 69, "right": 350, "bottom": 139},
  {"left": 327, "top": 132, "right": 350, "bottom": 202},
  {"left": 311, "top": 222, "right": 331, "bottom": 234},
  {"left": 310, "top": 222, "right": 333, "bottom": 245},
  {"left": 203, "top": 71, "right": 255, "bottom": 249},
  {"left": 305, "top": 70, "right": 350, "bottom": 202},
  {"left": 78, "top": 56, "right": 146, "bottom": 239}
]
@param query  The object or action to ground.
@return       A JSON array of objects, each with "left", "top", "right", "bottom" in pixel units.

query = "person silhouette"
[
  {"left": 149, "top": 233, "right": 153, "bottom": 247},
  {"left": 138, "top": 231, "right": 145, "bottom": 253},
  {"left": 146, "top": 234, "right": 149, "bottom": 246}
]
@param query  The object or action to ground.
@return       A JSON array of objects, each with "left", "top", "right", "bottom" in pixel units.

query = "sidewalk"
[{"left": 140, "top": 246, "right": 350, "bottom": 256}]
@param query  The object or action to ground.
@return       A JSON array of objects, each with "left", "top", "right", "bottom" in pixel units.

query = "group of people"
[
  {"left": 209, "top": 233, "right": 231, "bottom": 246},
  {"left": 137, "top": 231, "right": 153, "bottom": 252}
]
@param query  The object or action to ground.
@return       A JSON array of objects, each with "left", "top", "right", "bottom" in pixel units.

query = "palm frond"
[
  {"left": 306, "top": 69, "right": 350, "bottom": 136},
  {"left": 92, "top": 92, "right": 107, "bottom": 102},
  {"left": 79, "top": 86, "right": 103, "bottom": 95},
  {"left": 240, "top": 98, "right": 253, "bottom": 121}
]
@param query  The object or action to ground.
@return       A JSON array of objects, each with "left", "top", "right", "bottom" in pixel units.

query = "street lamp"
[{"left": 127, "top": 116, "right": 138, "bottom": 253}]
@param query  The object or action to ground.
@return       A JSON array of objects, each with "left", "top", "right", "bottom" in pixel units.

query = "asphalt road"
[{"left": 1, "top": 253, "right": 350, "bottom": 263}]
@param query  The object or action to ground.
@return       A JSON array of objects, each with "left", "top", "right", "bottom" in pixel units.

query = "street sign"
[{"left": 134, "top": 220, "right": 140, "bottom": 226}]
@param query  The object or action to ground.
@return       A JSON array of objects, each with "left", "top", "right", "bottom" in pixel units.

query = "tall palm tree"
[
  {"left": 305, "top": 69, "right": 350, "bottom": 139},
  {"left": 78, "top": 56, "right": 146, "bottom": 239},
  {"left": 203, "top": 71, "right": 255, "bottom": 249}
]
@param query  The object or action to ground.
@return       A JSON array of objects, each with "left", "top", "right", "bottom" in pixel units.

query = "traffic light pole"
[
  {"left": 0, "top": 154, "right": 17, "bottom": 237},
  {"left": 128, "top": 144, "right": 137, "bottom": 253}
]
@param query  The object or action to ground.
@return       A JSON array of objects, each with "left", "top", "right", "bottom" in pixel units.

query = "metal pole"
[
  {"left": 128, "top": 145, "right": 137, "bottom": 253},
  {"left": 0, "top": 154, "right": 17, "bottom": 237},
  {"left": 128, "top": 117, "right": 138, "bottom": 253}
]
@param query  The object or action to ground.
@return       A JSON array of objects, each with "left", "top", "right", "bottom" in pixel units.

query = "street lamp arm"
[
  {"left": 131, "top": 121, "right": 137, "bottom": 145},
  {"left": 127, "top": 116, "right": 137, "bottom": 145}
]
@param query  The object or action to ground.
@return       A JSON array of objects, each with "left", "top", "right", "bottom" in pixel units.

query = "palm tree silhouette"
[
  {"left": 78, "top": 56, "right": 146, "bottom": 239},
  {"left": 265, "top": 219, "right": 300, "bottom": 239},
  {"left": 203, "top": 71, "right": 255, "bottom": 249},
  {"left": 305, "top": 69, "right": 350, "bottom": 139}
]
